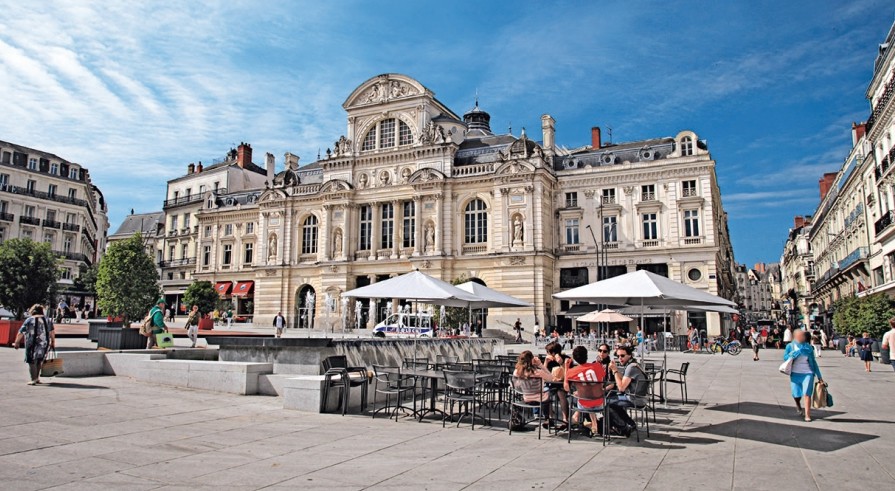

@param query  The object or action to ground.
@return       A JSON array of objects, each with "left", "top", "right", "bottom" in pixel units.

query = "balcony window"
[
  {"left": 204, "top": 226, "right": 212, "bottom": 238},
  {"left": 682, "top": 180, "right": 697, "bottom": 197},
  {"left": 380, "top": 204, "right": 394, "bottom": 249},
  {"left": 183, "top": 214, "right": 190, "bottom": 229},
  {"left": 168, "top": 246, "right": 175, "bottom": 261},
  {"left": 222, "top": 244, "right": 232, "bottom": 265},
  {"left": 24, "top": 205, "right": 35, "bottom": 218},
  {"left": 601, "top": 188, "right": 616, "bottom": 205},
  {"left": 171, "top": 216, "right": 178, "bottom": 231},
  {"left": 246, "top": 222, "right": 254, "bottom": 234},
  {"left": 0, "top": 174, "right": 8, "bottom": 187},
  {"left": 681, "top": 136, "right": 694, "bottom": 156},
  {"left": 302, "top": 215, "right": 318, "bottom": 254},
  {"left": 202, "top": 245, "right": 211, "bottom": 266},
  {"left": 603, "top": 216, "right": 617, "bottom": 242},
  {"left": 565, "top": 192, "right": 578, "bottom": 208},
  {"left": 683, "top": 209, "right": 700, "bottom": 237},
  {"left": 63, "top": 235, "right": 72, "bottom": 253},
  {"left": 359, "top": 205, "right": 372, "bottom": 250},
  {"left": 28, "top": 158, "right": 37, "bottom": 170},
  {"left": 402, "top": 201, "right": 415, "bottom": 248},
  {"left": 68, "top": 189, "right": 76, "bottom": 200},
  {"left": 641, "top": 184, "right": 656, "bottom": 201},
  {"left": 642, "top": 213, "right": 658, "bottom": 240},
  {"left": 26, "top": 180, "right": 35, "bottom": 193},
  {"left": 464, "top": 199, "right": 488, "bottom": 244},
  {"left": 69, "top": 168, "right": 78, "bottom": 179},
  {"left": 224, "top": 224, "right": 233, "bottom": 236},
  {"left": 50, "top": 163, "right": 58, "bottom": 175},
  {"left": 244, "top": 243, "right": 254, "bottom": 264},
  {"left": 180, "top": 244, "right": 188, "bottom": 259},
  {"left": 48, "top": 184, "right": 57, "bottom": 197}
]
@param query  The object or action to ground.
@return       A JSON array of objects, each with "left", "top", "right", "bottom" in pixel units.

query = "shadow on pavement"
[
  {"left": 824, "top": 417, "right": 895, "bottom": 424},
  {"left": 44, "top": 382, "right": 110, "bottom": 390},
  {"left": 705, "top": 401, "right": 844, "bottom": 419},
  {"left": 687, "top": 418, "right": 877, "bottom": 452}
]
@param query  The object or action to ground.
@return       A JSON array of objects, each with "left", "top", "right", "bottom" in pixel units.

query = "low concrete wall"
[{"left": 282, "top": 375, "right": 371, "bottom": 413}]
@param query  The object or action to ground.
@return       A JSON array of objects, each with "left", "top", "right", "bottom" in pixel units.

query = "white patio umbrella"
[
  {"left": 577, "top": 308, "right": 633, "bottom": 324},
  {"left": 455, "top": 281, "right": 533, "bottom": 309}
]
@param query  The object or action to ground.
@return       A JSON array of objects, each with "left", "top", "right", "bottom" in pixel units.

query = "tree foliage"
[
  {"left": 832, "top": 293, "right": 894, "bottom": 338},
  {"left": 0, "top": 238, "right": 60, "bottom": 320},
  {"left": 183, "top": 280, "right": 219, "bottom": 316},
  {"left": 73, "top": 264, "right": 99, "bottom": 294},
  {"left": 442, "top": 274, "right": 472, "bottom": 332},
  {"left": 96, "top": 233, "right": 160, "bottom": 326}
]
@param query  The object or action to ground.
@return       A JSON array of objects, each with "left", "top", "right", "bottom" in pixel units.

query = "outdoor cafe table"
[{"left": 382, "top": 367, "right": 492, "bottom": 422}]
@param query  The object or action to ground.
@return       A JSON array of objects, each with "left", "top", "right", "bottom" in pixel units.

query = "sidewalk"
[{"left": 0, "top": 344, "right": 893, "bottom": 490}]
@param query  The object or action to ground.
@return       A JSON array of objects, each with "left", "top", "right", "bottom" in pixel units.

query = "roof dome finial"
[{"left": 463, "top": 93, "right": 492, "bottom": 136}]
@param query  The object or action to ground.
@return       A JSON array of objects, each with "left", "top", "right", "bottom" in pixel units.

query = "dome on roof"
[{"left": 463, "top": 99, "right": 492, "bottom": 135}]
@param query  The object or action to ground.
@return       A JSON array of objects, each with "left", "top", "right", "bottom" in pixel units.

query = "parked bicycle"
[{"left": 710, "top": 336, "right": 742, "bottom": 356}]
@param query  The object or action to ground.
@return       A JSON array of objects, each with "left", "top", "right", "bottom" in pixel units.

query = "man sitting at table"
[
  {"left": 606, "top": 345, "right": 644, "bottom": 435},
  {"left": 563, "top": 346, "right": 606, "bottom": 436}
]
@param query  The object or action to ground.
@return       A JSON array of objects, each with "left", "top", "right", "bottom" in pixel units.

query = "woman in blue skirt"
[{"left": 783, "top": 329, "right": 824, "bottom": 422}]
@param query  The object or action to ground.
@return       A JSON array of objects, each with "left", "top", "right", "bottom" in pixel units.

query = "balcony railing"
[
  {"left": 42, "top": 219, "right": 61, "bottom": 229},
  {"left": 19, "top": 215, "right": 40, "bottom": 225},
  {"left": 0, "top": 212, "right": 13, "bottom": 222},
  {"left": 844, "top": 203, "right": 864, "bottom": 229},
  {"left": 603, "top": 241, "right": 619, "bottom": 250},
  {"left": 875, "top": 210, "right": 894, "bottom": 236},
  {"left": 62, "top": 222, "right": 80, "bottom": 232},
  {"left": 0, "top": 184, "right": 89, "bottom": 208},
  {"left": 562, "top": 243, "right": 582, "bottom": 253},
  {"left": 682, "top": 188, "right": 698, "bottom": 198},
  {"left": 839, "top": 246, "right": 869, "bottom": 271},
  {"left": 641, "top": 192, "right": 656, "bottom": 201},
  {"left": 866, "top": 70, "right": 895, "bottom": 133},
  {"left": 158, "top": 257, "right": 197, "bottom": 268},
  {"left": 55, "top": 251, "right": 90, "bottom": 264},
  {"left": 682, "top": 236, "right": 703, "bottom": 245},
  {"left": 601, "top": 195, "right": 616, "bottom": 205},
  {"left": 462, "top": 243, "right": 488, "bottom": 254},
  {"left": 162, "top": 190, "right": 220, "bottom": 209},
  {"left": 640, "top": 239, "right": 660, "bottom": 248}
]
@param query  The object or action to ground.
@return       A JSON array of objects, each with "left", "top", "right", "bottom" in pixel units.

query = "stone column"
[
  {"left": 434, "top": 195, "right": 443, "bottom": 255},
  {"left": 323, "top": 204, "right": 332, "bottom": 261},
  {"left": 367, "top": 274, "right": 377, "bottom": 328}
]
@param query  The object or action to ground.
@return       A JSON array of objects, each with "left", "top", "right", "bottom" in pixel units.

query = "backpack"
[{"left": 139, "top": 308, "right": 157, "bottom": 337}]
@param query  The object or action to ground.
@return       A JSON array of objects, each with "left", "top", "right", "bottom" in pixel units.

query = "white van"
[{"left": 373, "top": 313, "right": 434, "bottom": 338}]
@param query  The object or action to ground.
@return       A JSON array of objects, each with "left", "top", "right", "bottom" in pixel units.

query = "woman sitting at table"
[
  {"left": 544, "top": 342, "right": 571, "bottom": 429},
  {"left": 513, "top": 351, "right": 555, "bottom": 427}
]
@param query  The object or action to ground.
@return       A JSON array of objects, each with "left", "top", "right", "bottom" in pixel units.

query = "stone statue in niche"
[
  {"left": 512, "top": 216, "right": 524, "bottom": 247},
  {"left": 425, "top": 222, "right": 435, "bottom": 252},
  {"left": 357, "top": 173, "right": 368, "bottom": 189},
  {"left": 379, "top": 171, "right": 390, "bottom": 186},
  {"left": 333, "top": 229, "right": 343, "bottom": 256},
  {"left": 401, "top": 167, "right": 411, "bottom": 183},
  {"left": 268, "top": 234, "right": 278, "bottom": 261}
]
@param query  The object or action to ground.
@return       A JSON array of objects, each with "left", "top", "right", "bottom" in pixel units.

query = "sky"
[{"left": 1, "top": 0, "right": 893, "bottom": 266}]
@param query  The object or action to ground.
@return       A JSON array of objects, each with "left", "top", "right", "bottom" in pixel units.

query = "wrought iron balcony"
[
  {"left": 19, "top": 215, "right": 40, "bottom": 225},
  {"left": 875, "top": 210, "right": 894, "bottom": 236},
  {"left": 0, "top": 212, "right": 13, "bottom": 222},
  {"left": 42, "top": 219, "right": 61, "bottom": 229},
  {"left": 62, "top": 222, "right": 80, "bottom": 232}
]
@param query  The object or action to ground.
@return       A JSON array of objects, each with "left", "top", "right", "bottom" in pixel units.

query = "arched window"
[
  {"left": 681, "top": 136, "right": 694, "bottom": 156},
  {"left": 361, "top": 119, "right": 413, "bottom": 151},
  {"left": 464, "top": 199, "right": 488, "bottom": 244},
  {"left": 302, "top": 215, "right": 318, "bottom": 254}
]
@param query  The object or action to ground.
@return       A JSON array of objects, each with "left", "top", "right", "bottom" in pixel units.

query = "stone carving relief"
[
  {"left": 379, "top": 171, "right": 391, "bottom": 186},
  {"left": 358, "top": 78, "right": 419, "bottom": 105},
  {"left": 424, "top": 222, "right": 436, "bottom": 252},
  {"left": 357, "top": 173, "right": 368, "bottom": 189},
  {"left": 420, "top": 121, "right": 436, "bottom": 144},
  {"left": 509, "top": 256, "right": 526, "bottom": 266},
  {"left": 333, "top": 136, "right": 352, "bottom": 157},
  {"left": 401, "top": 167, "right": 412, "bottom": 183},
  {"left": 268, "top": 234, "right": 278, "bottom": 262},
  {"left": 333, "top": 228, "right": 343, "bottom": 256}
]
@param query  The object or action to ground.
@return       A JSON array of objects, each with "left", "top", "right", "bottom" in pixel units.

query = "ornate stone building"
[{"left": 193, "top": 74, "right": 736, "bottom": 335}]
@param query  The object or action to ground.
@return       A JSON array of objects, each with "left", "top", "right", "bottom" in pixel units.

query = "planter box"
[
  {"left": 87, "top": 320, "right": 103, "bottom": 342},
  {"left": 0, "top": 320, "right": 24, "bottom": 347},
  {"left": 97, "top": 327, "right": 146, "bottom": 350},
  {"left": 198, "top": 318, "right": 214, "bottom": 331}
]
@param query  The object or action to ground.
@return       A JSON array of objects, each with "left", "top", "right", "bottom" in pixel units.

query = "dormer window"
[
  {"left": 361, "top": 118, "right": 413, "bottom": 151},
  {"left": 681, "top": 136, "right": 694, "bottom": 156}
]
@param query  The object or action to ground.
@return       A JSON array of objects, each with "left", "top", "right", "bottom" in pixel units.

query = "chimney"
[
  {"left": 187, "top": 163, "right": 195, "bottom": 175},
  {"left": 265, "top": 152, "right": 275, "bottom": 183},
  {"left": 852, "top": 122, "right": 867, "bottom": 146},
  {"left": 591, "top": 127, "right": 601, "bottom": 149},
  {"left": 541, "top": 114, "right": 556, "bottom": 154},
  {"left": 819, "top": 172, "right": 837, "bottom": 200},
  {"left": 237, "top": 142, "right": 252, "bottom": 169},
  {"left": 794, "top": 216, "right": 805, "bottom": 229},
  {"left": 196, "top": 161, "right": 203, "bottom": 173}
]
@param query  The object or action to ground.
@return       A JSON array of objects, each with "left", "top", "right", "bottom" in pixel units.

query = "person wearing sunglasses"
[{"left": 606, "top": 345, "right": 644, "bottom": 436}]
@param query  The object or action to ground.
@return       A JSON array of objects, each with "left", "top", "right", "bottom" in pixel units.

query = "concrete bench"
[{"left": 282, "top": 374, "right": 371, "bottom": 413}]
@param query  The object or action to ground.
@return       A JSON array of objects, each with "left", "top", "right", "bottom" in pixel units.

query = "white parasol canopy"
[
  {"left": 621, "top": 304, "right": 739, "bottom": 316},
  {"left": 342, "top": 270, "right": 482, "bottom": 307},
  {"left": 577, "top": 308, "right": 633, "bottom": 323},
  {"left": 455, "top": 281, "right": 533, "bottom": 309},
  {"left": 554, "top": 270, "right": 735, "bottom": 307}
]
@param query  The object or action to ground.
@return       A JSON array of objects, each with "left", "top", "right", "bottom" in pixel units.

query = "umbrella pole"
[{"left": 663, "top": 306, "right": 668, "bottom": 409}]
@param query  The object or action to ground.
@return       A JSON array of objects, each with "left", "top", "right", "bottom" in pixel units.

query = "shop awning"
[
  {"left": 215, "top": 282, "right": 233, "bottom": 298},
  {"left": 232, "top": 281, "right": 255, "bottom": 297}
]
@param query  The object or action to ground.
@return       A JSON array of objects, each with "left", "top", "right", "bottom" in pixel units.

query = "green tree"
[
  {"left": 96, "top": 233, "right": 160, "bottom": 326},
  {"left": 73, "top": 264, "right": 99, "bottom": 294},
  {"left": 183, "top": 280, "right": 219, "bottom": 316},
  {"left": 0, "top": 238, "right": 60, "bottom": 319},
  {"left": 833, "top": 293, "right": 895, "bottom": 338}
]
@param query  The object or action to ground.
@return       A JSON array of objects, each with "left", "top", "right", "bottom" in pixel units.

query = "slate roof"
[{"left": 110, "top": 211, "right": 164, "bottom": 238}]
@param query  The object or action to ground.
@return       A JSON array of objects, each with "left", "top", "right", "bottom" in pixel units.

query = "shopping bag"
[
  {"left": 778, "top": 358, "right": 793, "bottom": 375},
  {"left": 811, "top": 381, "right": 828, "bottom": 409},
  {"left": 156, "top": 332, "right": 174, "bottom": 348},
  {"left": 40, "top": 350, "right": 64, "bottom": 377}
]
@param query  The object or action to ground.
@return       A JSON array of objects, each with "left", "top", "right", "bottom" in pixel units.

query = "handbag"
[
  {"left": 778, "top": 357, "right": 793, "bottom": 375},
  {"left": 811, "top": 381, "right": 829, "bottom": 409},
  {"left": 40, "top": 349, "right": 64, "bottom": 377},
  {"left": 156, "top": 332, "right": 174, "bottom": 349}
]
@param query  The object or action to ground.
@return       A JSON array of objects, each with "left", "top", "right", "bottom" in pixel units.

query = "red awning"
[
  {"left": 232, "top": 281, "right": 255, "bottom": 297},
  {"left": 215, "top": 282, "right": 233, "bottom": 298}
]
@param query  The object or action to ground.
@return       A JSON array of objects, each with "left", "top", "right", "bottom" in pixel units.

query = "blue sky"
[{"left": 0, "top": 0, "right": 892, "bottom": 266}]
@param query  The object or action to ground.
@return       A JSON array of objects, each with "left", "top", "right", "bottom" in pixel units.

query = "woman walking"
[
  {"left": 855, "top": 332, "right": 875, "bottom": 372},
  {"left": 13, "top": 305, "right": 56, "bottom": 385},
  {"left": 749, "top": 326, "right": 761, "bottom": 361},
  {"left": 783, "top": 329, "right": 824, "bottom": 422}
]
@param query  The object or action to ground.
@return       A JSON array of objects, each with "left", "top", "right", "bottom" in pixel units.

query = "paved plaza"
[{"left": 1, "top": 341, "right": 894, "bottom": 491}]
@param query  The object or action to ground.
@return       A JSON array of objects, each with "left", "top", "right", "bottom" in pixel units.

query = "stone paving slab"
[{"left": 1, "top": 342, "right": 894, "bottom": 490}]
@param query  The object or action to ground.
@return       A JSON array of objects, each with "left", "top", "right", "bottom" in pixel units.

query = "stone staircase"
[{"left": 483, "top": 328, "right": 522, "bottom": 344}]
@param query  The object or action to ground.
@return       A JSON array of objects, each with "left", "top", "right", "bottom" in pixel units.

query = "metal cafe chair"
[
  {"left": 371, "top": 365, "right": 417, "bottom": 421},
  {"left": 442, "top": 370, "right": 489, "bottom": 429},
  {"left": 664, "top": 362, "right": 690, "bottom": 403},
  {"left": 509, "top": 376, "right": 546, "bottom": 439},
  {"left": 321, "top": 355, "right": 368, "bottom": 415}
]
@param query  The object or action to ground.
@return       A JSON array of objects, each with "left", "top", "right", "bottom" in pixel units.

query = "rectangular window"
[
  {"left": 399, "top": 120, "right": 412, "bottom": 145},
  {"left": 68, "top": 188, "right": 76, "bottom": 200},
  {"left": 603, "top": 216, "right": 617, "bottom": 242},
  {"left": 642, "top": 213, "right": 658, "bottom": 240},
  {"left": 50, "top": 163, "right": 58, "bottom": 175},
  {"left": 224, "top": 224, "right": 233, "bottom": 236},
  {"left": 168, "top": 245, "right": 175, "bottom": 260},
  {"left": 682, "top": 180, "right": 697, "bottom": 197},
  {"left": 302, "top": 216, "right": 318, "bottom": 254},
  {"left": 246, "top": 222, "right": 254, "bottom": 234},
  {"left": 0, "top": 151, "right": 9, "bottom": 164},
  {"left": 244, "top": 243, "right": 254, "bottom": 264},
  {"left": 684, "top": 209, "right": 700, "bottom": 237},
  {"left": 565, "top": 192, "right": 578, "bottom": 208},
  {"left": 565, "top": 218, "right": 580, "bottom": 244},
  {"left": 379, "top": 119, "right": 396, "bottom": 148},
  {"left": 222, "top": 244, "right": 232, "bottom": 265},
  {"left": 0, "top": 227, "right": 4, "bottom": 242},
  {"left": 641, "top": 184, "right": 656, "bottom": 201},
  {"left": 402, "top": 201, "right": 415, "bottom": 248},
  {"left": 171, "top": 216, "right": 178, "bottom": 230},
  {"left": 28, "top": 158, "right": 37, "bottom": 170},
  {"left": 63, "top": 235, "right": 72, "bottom": 253},
  {"left": 22, "top": 229, "right": 33, "bottom": 239},
  {"left": 381, "top": 203, "right": 394, "bottom": 249},
  {"left": 204, "top": 225, "right": 212, "bottom": 238},
  {"left": 60, "top": 268, "right": 72, "bottom": 280},
  {"left": 359, "top": 205, "right": 372, "bottom": 250},
  {"left": 183, "top": 214, "right": 190, "bottom": 229},
  {"left": 0, "top": 174, "right": 8, "bottom": 187},
  {"left": 180, "top": 244, "right": 188, "bottom": 259},
  {"left": 46, "top": 210, "right": 56, "bottom": 221},
  {"left": 69, "top": 168, "right": 78, "bottom": 179},
  {"left": 184, "top": 188, "right": 191, "bottom": 198},
  {"left": 43, "top": 233, "right": 54, "bottom": 245},
  {"left": 202, "top": 245, "right": 211, "bottom": 266},
  {"left": 173, "top": 190, "right": 179, "bottom": 200},
  {"left": 601, "top": 188, "right": 616, "bottom": 205},
  {"left": 48, "top": 184, "right": 57, "bottom": 197},
  {"left": 26, "top": 180, "right": 35, "bottom": 193},
  {"left": 0, "top": 201, "right": 7, "bottom": 213},
  {"left": 199, "top": 185, "right": 206, "bottom": 194},
  {"left": 24, "top": 205, "right": 35, "bottom": 218}
]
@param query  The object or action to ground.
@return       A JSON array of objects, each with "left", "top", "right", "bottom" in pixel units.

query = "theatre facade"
[{"left": 193, "top": 74, "right": 736, "bottom": 336}]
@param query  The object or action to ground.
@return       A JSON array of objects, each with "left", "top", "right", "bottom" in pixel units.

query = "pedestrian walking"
[
  {"left": 687, "top": 325, "right": 699, "bottom": 352},
  {"left": 856, "top": 332, "right": 875, "bottom": 372},
  {"left": 783, "top": 329, "right": 824, "bottom": 422},
  {"left": 749, "top": 326, "right": 761, "bottom": 361},
  {"left": 513, "top": 318, "right": 523, "bottom": 343},
  {"left": 12, "top": 305, "right": 55, "bottom": 385},
  {"left": 882, "top": 318, "right": 895, "bottom": 372},
  {"left": 811, "top": 329, "right": 823, "bottom": 358},
  {"left": 273, "top": 311, "right": 287, "bottom": 338},
  {"left": 186, "top": 304, "right": 200, "bottom": 348},
  {"left": 783, "top": 326, "right": 793, "bottom": 347},
  {"left": 226, "top": 308, "right": 233, "bottom": 328},
  {"left": 146, "top": 299, "right": 168, "bottom": 349}
]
